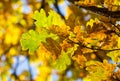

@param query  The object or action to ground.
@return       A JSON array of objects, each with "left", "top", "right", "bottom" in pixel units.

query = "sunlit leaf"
[
  {"left": 47, "top": 10, "right": 65, "bottom": 27},
  {"left": 113, "top": 0, "right": 120, "bottom": 5},
  {"left": 85, "top": 60, "right": 116, "bottom": 81},
  {"left": 20, "top": 29, "right": 59, "bottom": 53},
  {"left": 107, "top": 50, "right": 120, "bottom": 62},
  {"left": 53, "top": 49, "right": 72, "bottom": 71},
  {"left": 83, "top": 77, "right": 92, "bottom": 81},
  {"left": 33, "top": 9, "right": 47, "bottom": 27},
  {"left": 20, "top": 30, "right": 41, "bottom": 53},
  {"left": 86, "top": 18, "right": 99, "bottom": 28},
  {"left": 33, "top": 9, "right": 65, "bottom": 28},
  {"left": 72, "top": 55, "right": 87, "bottom": 68}
]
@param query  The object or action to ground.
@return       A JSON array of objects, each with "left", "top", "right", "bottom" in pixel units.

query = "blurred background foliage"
[{"left": 1, "top": 0, "right": 120, "bottom": 81}]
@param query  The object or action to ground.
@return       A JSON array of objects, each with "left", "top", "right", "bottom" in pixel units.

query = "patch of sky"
[
  {"left": 1, "top": 54, "right": 6, "bottom": 61},
  {"left": 50, "top": 0, "right": 70, "bottom": 16},
  {"left": 22, "top": 5, "right": 31, "bottom": 14},
  {"left": 84, "top": 14, "right": 91, "bottom": 21},
  {"left": 0, "top": 55, "right": 6, "bottom": 67},
  {"left": 21, "top": 0, "right": 31, "bottom": 14},
  {"left": 29, "top": 62, "right": 39, "bottom": 79},
  {"left": 10, "top": 55, "right": 38, "bottom": 79},
  {"left": 58, "top": 1, "right": 69, "bottom": 16},
  {"left": 108, "top": 59, "right": 115, "bottom": 64},
  {"left": 50, "top": 70, "right": 59, "bottom": 81},
  {"left": 66, "top": 70, "right": 72, "bottom": 78}
]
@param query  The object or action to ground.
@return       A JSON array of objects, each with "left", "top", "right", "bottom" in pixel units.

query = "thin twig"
[
  {"left": 67, "top": 39, "right": 120, "bottom": 52},
  {"left": 12, "top": 56, "right": 20, "bottom": 81},
  {"left": 41, "top": 0, "right": 45, "bottom": 9},
  {"left": 110, "top": 21, "right": 120, "bottom": 31},
  {"left": 99, "top": 19, "right": 120, "bottom": 37},
  {"left": 54, "top": 0, "right": 65, "bottom": 19},
  {"left": 27, "top": 55, "right": 33, "bottom": 81},
  {"left": 78, "top": 42, "right": 120, "bottom": 51}
]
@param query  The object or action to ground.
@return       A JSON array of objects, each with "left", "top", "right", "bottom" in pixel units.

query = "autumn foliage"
[{"left": 1, "top": 0, "right": 120, "bottom": 81}]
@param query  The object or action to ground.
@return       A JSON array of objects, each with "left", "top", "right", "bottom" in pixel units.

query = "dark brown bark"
[{"left": 78, "top": 5, "right": 120, "bottom": 18}]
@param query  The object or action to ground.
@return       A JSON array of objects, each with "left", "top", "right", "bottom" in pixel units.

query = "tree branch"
[
  {"left": 11, "top": 56, "right": 20, "bottom": 81},
  {"left": 54, "top": 0, "right": 65, "bottom": 19},
  {"left": 67, "top": 39, "right": 120, "bottom": 52},
  {"left": 77, "top": 5, "right": 120, "bottom": 18}
]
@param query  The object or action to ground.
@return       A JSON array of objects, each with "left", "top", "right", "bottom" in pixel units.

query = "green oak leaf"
[
  {"left": 85, "top": 61, "right": 107, "bottom": 81},
  {"left": 20, "top": 29, "right": 59, "bottom": 53},
  {"left": 33, "top": 9, "right": 47, "bottom": 27},
  {"left": 33, "top": 9, "right": 65, "bottom": 28},
  {"left": 47, "top": 10, "right": 65, "bottom": 27},
  {"left": 20, "top": 30, "right": 41, "bottom": 53},
  {"left": 53, "top": 50, "right": 71, "bottom": 71},
  {"left": 52, "top": 45, "right": 78, "bottom": 71}
]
